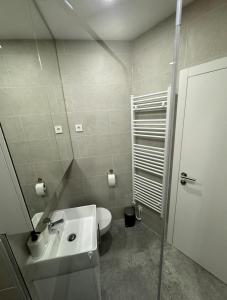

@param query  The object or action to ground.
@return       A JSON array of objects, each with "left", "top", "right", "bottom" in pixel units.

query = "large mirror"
[{"left": 0, "top": 0, "right": 73, "bottom": 219}]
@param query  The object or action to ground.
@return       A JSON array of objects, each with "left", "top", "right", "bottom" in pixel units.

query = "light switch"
[
  {"left": 75, "top": 124, "right": 83, "bottom": 132},
  {"left": 54, "top": 125, "right": 63, "bottom": 134}
]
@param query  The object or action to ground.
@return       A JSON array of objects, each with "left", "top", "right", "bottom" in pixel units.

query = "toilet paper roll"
[
  {"left": 35, "top": 182, "right": 46, "bottom": 196},
  {"left": 27, "top": 233, "right": 47, "bottom": 259},
  {"left": 108, "top": 173, "right": 116, "bottom": 187}
]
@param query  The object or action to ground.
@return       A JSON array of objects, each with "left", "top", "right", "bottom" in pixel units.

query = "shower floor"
[{"left": 100, "top": 219, "right": 227, "bottom": 300}]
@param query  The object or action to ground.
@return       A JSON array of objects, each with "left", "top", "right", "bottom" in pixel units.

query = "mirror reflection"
[{"left": 0, "top": 0, "right": 73, "bottom": 219}]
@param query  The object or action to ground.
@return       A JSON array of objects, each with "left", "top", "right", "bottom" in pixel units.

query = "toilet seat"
[{"left": 97, "top": 207, "right": 112, "bottom": 236}]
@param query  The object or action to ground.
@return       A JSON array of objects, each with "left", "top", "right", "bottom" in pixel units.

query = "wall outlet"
[
  {"left": 54, "top": 125, "right": 63, "bottom": 134},
  {"left": 75, "top": 124, "right": 83, "bottom": 132}
]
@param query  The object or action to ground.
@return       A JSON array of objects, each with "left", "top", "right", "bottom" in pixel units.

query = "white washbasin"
[
  {"left": 26, "top": 205, "right": 99, "bottom": 281},
  {"left": 58, "top": 216, "right": 93, "bottom": 257}
]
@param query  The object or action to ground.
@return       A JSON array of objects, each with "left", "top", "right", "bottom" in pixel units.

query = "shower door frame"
[{"left": 157, "top": 0, "right": 183, "bottom": 299}]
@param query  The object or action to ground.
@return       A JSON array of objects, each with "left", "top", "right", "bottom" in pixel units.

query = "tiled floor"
[{"left": 100, "top": 219, "right": 227, "bottom": 300}]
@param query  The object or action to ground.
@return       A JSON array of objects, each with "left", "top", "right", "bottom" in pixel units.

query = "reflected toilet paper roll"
[
  {"left": 27, "top": 232, "right": 47, "bottom": 258},
  {"left": 108, "top": 170, "right": 116, "bottom": 187},
  {"left": 35, "top": 180, "right": 46, "bottom": 196}
]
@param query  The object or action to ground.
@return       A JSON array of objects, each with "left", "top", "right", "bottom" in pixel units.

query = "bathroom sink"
[
  {"left": 26, "top": 205, "right": 99, "bottom": 281},
  {"left": 57, "top": 210, "right": 94, "bottom": 257}
]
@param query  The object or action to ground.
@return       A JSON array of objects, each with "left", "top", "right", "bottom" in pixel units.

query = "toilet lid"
[{"left": 97, "top": 207, "right": 112, "bottom": 230}]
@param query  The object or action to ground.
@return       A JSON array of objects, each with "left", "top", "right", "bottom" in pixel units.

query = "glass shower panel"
[
  {"left": 1, "top": 1, "right": 181, "bottom": 300},
  {"left": 36, "top": 0, "right": 177, "bottom": 299},
  {"left": 0, "top": 235, "right": 30, "bottom": 299},
  {"left": 160, "top": 0, "right": 227, "bottom": 299}
]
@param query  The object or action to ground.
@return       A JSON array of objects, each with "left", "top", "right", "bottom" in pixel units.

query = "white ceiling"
[{"left": 0, "top": 0, "right": 193, "bottom": 40}]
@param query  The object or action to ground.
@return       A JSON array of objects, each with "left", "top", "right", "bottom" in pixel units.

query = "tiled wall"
[
  {"left": 56, "top": 41, "right": 132, "bottom": 218},
  {"left": 132, "top": 0, "right": 227, "bottom": 95},
  {"left": 132, "top": 18, "right": 174, "bottom": 96},
  {"left": 179, "top": 0, "right": 227, "bottom": 70},
  {"left": 0, "top": 40, "right": 73, "bottom": 217}
]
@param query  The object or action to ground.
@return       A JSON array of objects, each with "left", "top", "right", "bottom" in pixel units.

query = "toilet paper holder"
[
  {"left": 35, "top": 178, "right": 47, "bottom": 197},
  {"left": 108, "top": 169, "right": 114, "bottom": 174},
  {"left": 37, "top": 178, "right": 46, "bottom": 188}
]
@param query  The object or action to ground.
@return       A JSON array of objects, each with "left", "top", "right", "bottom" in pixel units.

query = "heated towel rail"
[{"left": 131, "top": 89, "right": 170, "bottom": 216}]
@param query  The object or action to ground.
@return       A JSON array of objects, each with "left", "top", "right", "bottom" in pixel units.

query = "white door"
[{"left": 171, "top": 58, "right": 227, "bottom": 283}]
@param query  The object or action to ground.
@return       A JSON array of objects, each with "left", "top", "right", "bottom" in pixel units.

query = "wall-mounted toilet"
[{"left": 97, "top": 207, "right": 112, "bottom": 236}]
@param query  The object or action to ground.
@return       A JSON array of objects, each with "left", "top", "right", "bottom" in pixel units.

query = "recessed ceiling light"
[
  {"left": 104, "top": 0, "right": 114, "bottom": 4},
  {"left": 0, "top": 45, "right": 2, "bottom": 49},
  {"left": 64, "top": 0, "right": 74, "bottom": 10}
]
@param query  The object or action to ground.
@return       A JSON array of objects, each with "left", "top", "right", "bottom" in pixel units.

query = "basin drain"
[{"left": 67, "top": 233, "right": 76, "bottom": 242}]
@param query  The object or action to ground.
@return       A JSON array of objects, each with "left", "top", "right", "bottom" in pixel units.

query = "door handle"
[{"left": 180, "top": 172, "right": 196, "bottom": 185}]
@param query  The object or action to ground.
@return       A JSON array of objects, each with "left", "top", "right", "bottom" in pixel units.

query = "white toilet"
[{"left": 96, "top": 207, "right": 112, "bottom": 236}]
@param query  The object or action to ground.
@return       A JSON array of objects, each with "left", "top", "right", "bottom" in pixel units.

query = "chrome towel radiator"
[{"left": 131, "top": 89, "right": 170, "bottom": 216}]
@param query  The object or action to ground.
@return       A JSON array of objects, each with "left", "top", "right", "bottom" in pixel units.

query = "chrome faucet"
[{"left": 43, "top": 217, "right": 64, "bottom": 233}]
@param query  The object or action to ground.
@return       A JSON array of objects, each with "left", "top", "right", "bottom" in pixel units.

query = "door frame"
[{"left": 167, "top": 56, "right": 227, "bottom": 244}]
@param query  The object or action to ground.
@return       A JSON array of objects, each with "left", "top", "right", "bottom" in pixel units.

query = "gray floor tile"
[{"left": 100, "top": 220, "right": 227, "bottom": 300}]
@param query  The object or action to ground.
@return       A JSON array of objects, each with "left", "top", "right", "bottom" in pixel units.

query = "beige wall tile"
[
  {"left": 70, "top": 137, "right": 80, "bottom": 159},
  {"left": 8, "top": 141, "right": 32, "bottom": 164},
  {"left": 77, "top": 135, "right": 112, "bottom": 157},
  {"left": 184, "top": 4, "right": 227, "bottom": 68},
  {"left": 29, "top": 139, "right": 60, "bottom": 163},
  {"left": 21, "top": 114, "right": 54, "bottom": 141},
  {"left": 0, "top": 56, "right": 10, "bottom": 87},
  {"left": 14, "top": 163, "right": 37, "bottom": 186},
  {"left": 132, "top": 16, "right": 174, "bottom": 95},
  {"left": 0, "top": 87, "right": 50, "bottom": 116},
  {"left": 110, "top": 134, "right": 131, "bottom": 154},
  {"left": 113, "top": 153, "right": 132, "bottom": 174},
  {"left": 69, "top": 111, "right": 110, "bottom": 136},
  {"left": 55, "top": 136, "right": 73, "bottom": 161},
  {"left": 109, "top": 110, "right": 130, "bottom": 135},
  {"left": 75, "top": 155, "right": 113, "bottom": 178},
  {"left": 1, "top": 116, "right": 25, "bottom": 143}
]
